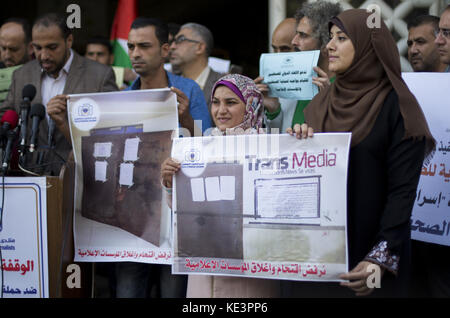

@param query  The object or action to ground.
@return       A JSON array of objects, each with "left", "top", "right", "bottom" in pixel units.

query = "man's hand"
[
  {"left": 171, "top": 87, "right": 195, "bottom": 136},
  {"left": 312, "top": 66, "right": 331, "bottom": 91},
  {"left": 254, "top": 76, "right": 280, "bottom": 114},
  {"left": 46, "top": 94, "right": 71, "bottom": 143},
  {"left": 47, "top": 94, "right": 68, "bottom": 125}
]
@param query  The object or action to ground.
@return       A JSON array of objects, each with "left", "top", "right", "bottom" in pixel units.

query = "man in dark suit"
[
  {"left": 1, "top": 13, "right": 118, "bottom": 175},
  {"left": 169, "top": 23, "right": 223, "bottom": 125}
]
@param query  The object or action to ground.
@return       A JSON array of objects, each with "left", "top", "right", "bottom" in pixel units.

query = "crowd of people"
[{"left": 0, "top": 0, "right": 449, "bottom": 298}]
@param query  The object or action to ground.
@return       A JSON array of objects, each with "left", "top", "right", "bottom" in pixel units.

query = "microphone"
[
  {"left": 0, "top": 110, "right": 19, "bottom": 164},
  {"left": 2, "top": 127, "right": 18, "bottom": 174},
  {"left": 0, "top": 110, "right": 19, "bottom": 145},
  {"left": 18, "top": 84, "right": 37, "bottom": 154},
  {"left": 48, "top": 118, "right": 56, "bottom": 149},
  {"left": 29, "top": 104, "right": 46, "bottom": 153}
]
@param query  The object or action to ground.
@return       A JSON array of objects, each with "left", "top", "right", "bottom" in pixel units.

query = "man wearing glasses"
[
  {"left": 169, "top": 23, "right": 223, "bottom": 124},
  {"left": 407, "top": 15, "right": 447, "bottom": 72},
  {"left": 436, "top": 4, "right": 450, "bottom": 72}
]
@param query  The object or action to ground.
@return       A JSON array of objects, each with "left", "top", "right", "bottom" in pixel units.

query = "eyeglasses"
[
  {"left": 435, "top": 28, "right": 450, "bottom": 40},
  {"left": 172, "top": 35, "right": 200, "bottom": 45}
]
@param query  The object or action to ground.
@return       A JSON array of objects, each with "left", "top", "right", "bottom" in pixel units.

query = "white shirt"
[
  {"left": 195, "top": 66, "right": 211, "bottom": 90},
  {"left": 41, "top": 49, "right": 74, "bottom": 112}
]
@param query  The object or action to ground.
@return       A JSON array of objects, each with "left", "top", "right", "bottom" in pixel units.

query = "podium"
[
  {"left": 1, "top": 153, "right": 91, "bottom": 298},
  {"left": 46, "top": 154, "right": 91, "bottom": 298}
]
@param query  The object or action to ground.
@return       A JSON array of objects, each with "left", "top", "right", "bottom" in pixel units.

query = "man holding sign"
[
  {"left": 256, "top": 1, "right": 342, "bottom": 133},
  {"left": 114, "top": 17, "right": 211, "bottom": 299}
]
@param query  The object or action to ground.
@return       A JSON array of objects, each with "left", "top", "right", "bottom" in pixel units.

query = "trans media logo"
[{"left": 78, "top": 104, "right": 93, "bottom": 117}]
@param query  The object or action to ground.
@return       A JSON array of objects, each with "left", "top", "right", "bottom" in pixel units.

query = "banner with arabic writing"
[
  {"left": 403, "top": 73, "right": 450, "bottom": 246},
  {"left": 172, "top": 133, "right": 351, "bottom": 281},
  {"left": 68, "top": 89, "right": 178, "bottom": 264},
  {"left": 0, "top": 177, "right": 49, "bottom": 297}
]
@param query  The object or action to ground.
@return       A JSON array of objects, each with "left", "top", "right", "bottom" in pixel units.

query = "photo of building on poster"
[{"left": 172, "top": 133, "right": 351, "bottom": 281}]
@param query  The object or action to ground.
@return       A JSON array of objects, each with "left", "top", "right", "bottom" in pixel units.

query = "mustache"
[
  {"left": 131, "top": 59, "right": 145, "bottom": 63},
  {"left": 39, "top": 59, "right": 54, "bottom": 64}
]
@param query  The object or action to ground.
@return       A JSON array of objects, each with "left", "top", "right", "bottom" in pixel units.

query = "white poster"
[
  {"left": 68, "top": 89, "right": 179, "bottom": 264},
  {"left": 403, "top": 73, "right": 450, "bottom": 246},
  {"left": 259, "top": 51, "right": 320, "bottom": 100},
  {"left": 172, "top": 133, "right": 351, "bottom": 281},
  {"left": 0, "top": 177, "right": 48, "bottom": 298}
]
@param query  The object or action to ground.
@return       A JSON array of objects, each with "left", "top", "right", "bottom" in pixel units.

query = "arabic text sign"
[
  {"left": 0, "top": 177, "right": 49, "bottom": 298},
  {"left": 403, "top": 73, "right": 450, "bottom": 246},
  {"left": 68, "top": 89, "right": 178, "bottom": 264},
  {"left": 172, "top": 133, "right": 351, "bottom": 281},
  {"left": 259, "top": 51, "right": 320, "bottom": 100}
]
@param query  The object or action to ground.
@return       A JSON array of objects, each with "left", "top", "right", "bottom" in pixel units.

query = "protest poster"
[
  {"left": 172, "top": 133, "right": 351, "bottom": 281},
  {"left": 259, "top": 50, "right": 320, "bottom": 100},
  {"left": 68, "top": 89, "right": 178, "bottom": 264},
  {"left": 403, "top": 73, "right": 450, "bottom": 246},
  {"left": 0, "top": 177, "right": 48, "bottom": 298}
]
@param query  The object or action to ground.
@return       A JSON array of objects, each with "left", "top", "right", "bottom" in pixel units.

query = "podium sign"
[{"left": 0, "top": 177, "right": 49, "bottom": 298}]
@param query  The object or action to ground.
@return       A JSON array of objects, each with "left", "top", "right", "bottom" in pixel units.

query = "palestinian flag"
[{"left": 110, "top": 0, "right": 137, "bottom": 68}]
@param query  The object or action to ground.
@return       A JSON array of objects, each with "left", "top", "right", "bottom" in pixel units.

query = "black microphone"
[
  {"left": 0, "top": 110, "right": 19, "bottom": 148},
  {"left": 29, "top": 104, "right": 46, "bottom": 153},
  {"left": 18, "top": 84, "right": 37, "bottom": 154},
  {"left": 48, "top": 118, "right": 56, "bottom": 149},
  {"left": 2, "top": 127, "right": 18, "bottom": 174}
]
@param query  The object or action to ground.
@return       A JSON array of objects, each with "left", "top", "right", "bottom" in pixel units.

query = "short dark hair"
[
  {"left": 33, "top": 12, "right": 72, "bottom": 39},
  {"left": 130, "top": 17, "right": 168, "bottom": 45},
  {"left": 407, "top": 15, "right": 440, "bottom": 33},
  {"left": 86, "top": 36, "right": 113, "bottom": 54},
  {"left": 2, "top": 17, "right": 32, "bottom": 43},
  {"left": 168, "top": 22, "right": 181, "bottom": 37}
]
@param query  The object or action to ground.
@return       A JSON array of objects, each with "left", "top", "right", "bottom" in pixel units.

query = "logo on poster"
[
  {"left": 180, "top": 147, "right": 206, "bottom": 178},
  {"left": 185, "top": 149, "right": 201, "bottom": 162},
  {"left": 78, "top": 103, "right": 93, "bottom": 117},
  {"left": 71, "top": 97, "right": 100, "bottom": 131}
]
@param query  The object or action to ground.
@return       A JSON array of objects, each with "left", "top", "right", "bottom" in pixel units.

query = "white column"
[{"left": 268, "top": 0, "right": 287, "bottom": 52}]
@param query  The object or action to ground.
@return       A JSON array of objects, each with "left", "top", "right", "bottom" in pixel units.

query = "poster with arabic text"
[
  {"left": 0, "top": 177, "right": 48, "bottom": 298},
  {"left": 68, "top": 89, "right": 178, "bottom": 264},
  {"left": 172, "top": 133, "right": 351, "bottom": 281},
  {"left": 404, "top": 73, "right": 450, "bottom": 246}
]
